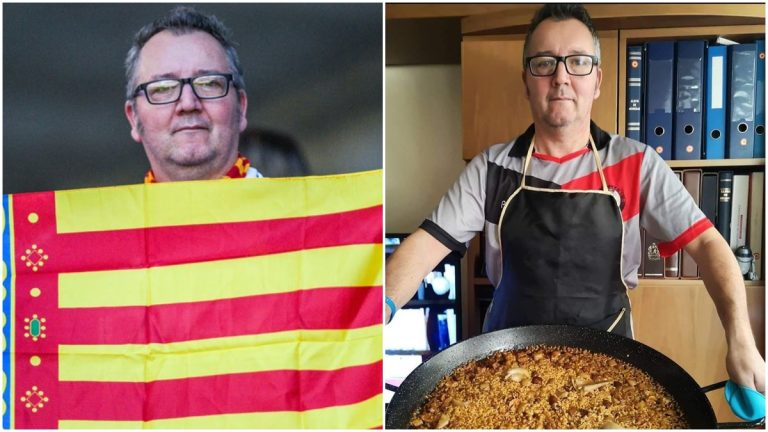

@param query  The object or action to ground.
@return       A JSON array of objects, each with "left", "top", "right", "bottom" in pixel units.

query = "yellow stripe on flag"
[
  {"left": 55, "top": 170, "right": 382, "bottom": 233},
  {"left": 58, "top": 393, "right": 383, "bottom": 429},
  {"left": 59, "top": 326, "right": 381, "bottom": 382},
  {"left": 59, "top": 243, "right": 382, "bottom": 308}
]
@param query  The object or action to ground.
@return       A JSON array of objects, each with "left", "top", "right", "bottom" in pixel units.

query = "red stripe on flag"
[
  {"left": 59, "top": 286, "right": 382, "bottom": 345},
  {"left": 144, "top": 204, "right": 382, "bottom": 267},
  {"left": 10, "top": 191, "right": 380, "bottom": 275},
  {"left": 59, "top": 361, "right": 382, "bottom": 422}
]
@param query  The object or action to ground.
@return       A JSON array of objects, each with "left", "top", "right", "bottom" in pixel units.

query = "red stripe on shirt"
[
  {"left": 533, "top": 147, "right": 590, "bottom": 164},
  {"left": 59, "top": 361, "right": 382, "bottom": 422},
  {"left": 58, "top": 286, "right": 381, "bottom": 345},
  {"left": 657, "top": 218, "right": 714, "bottom": 257},
  {"left": 560, "top": 151, "right": 644, "bottom": 221}
]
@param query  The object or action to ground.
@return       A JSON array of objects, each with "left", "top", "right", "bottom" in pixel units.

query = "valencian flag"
[{"left": 1, "top": 170, "right": 383, "bottom": 429}]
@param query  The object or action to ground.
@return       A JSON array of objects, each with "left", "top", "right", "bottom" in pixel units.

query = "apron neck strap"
[{"left": 523, "top": 134, "right": 609, "bottom": 192}]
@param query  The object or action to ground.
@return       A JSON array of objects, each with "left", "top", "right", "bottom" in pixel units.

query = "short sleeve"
[
  {"left": 638, "top": 146, "right": 713, "bottom": 257},
  {"left": 421, "top": 150, "right": 488, "bottom": 255}
]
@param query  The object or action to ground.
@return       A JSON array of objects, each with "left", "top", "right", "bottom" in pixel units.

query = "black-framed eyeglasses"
[
  {"left": 132, "top": 73, "right": 234, "bottom": 105},
  {"left": 525, "top": 55, "right": 599, "bottom": 77}
]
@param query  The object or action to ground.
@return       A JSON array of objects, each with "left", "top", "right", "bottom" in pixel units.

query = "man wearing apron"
[
  {"left": 483, "top": 134, "right": 630, "bottom": 337},
  {"left": 385, "top": 4, "right": 764, "bottom": 394}
]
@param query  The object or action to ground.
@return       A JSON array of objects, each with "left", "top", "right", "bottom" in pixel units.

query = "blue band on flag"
[{"left": 3, "top": 194, "right": 12, "bottom": 429}]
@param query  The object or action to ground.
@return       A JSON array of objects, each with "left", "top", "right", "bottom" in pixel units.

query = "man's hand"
[
  {"left": 686, "top": 228, "right": 766, "bottom": 393},
  {"left": 726, "top": 339, "right": 766, "bottom": 392}
]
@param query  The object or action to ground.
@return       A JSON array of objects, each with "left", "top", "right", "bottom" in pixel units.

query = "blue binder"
[
  {"left": 705, "top": 45, "right": 728, "bottom": 159},
  {"left": 626, "top": 45, "right": 644, "bottom": 142},
  {"left": 727, "top": 43, "right": 757, "bottom": 159},
  {"left": 754, "top": 39, "right": 765, "bottom": 158},
  {"left": 645, "top": 41, "right": 674, "bottom": 160},
  {"left": 674, "top": 40, "right": 706, "bottom": 160}
]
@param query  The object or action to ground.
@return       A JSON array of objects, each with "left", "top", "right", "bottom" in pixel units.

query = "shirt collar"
[
  {"left": 507, "top": 121, "right": 611, "bottom": 158},
  {"left": 144, "top": 154, "right": 251, "bottom": 184}
]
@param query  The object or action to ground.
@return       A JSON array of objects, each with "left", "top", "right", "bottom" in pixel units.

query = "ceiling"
[{"left": 3, "top": 3, "right": 382, "bottom": 193}]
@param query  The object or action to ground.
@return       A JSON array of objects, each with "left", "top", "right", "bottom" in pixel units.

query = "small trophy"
[{"left": 735, "top": 245, "right": 758, "bottom": 281}]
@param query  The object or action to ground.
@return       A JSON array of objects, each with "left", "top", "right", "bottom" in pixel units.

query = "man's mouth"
[{"left": 174, "top": 125, "right": 209, "bottom": 133}]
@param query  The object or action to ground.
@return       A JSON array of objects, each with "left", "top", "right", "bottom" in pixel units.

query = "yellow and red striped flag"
[{"left": 1, "top": 170, "right": 383, "bottom": 429}]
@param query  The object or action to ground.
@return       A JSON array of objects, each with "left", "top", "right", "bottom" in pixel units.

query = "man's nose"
[
  {"left": 552, "top": 60, "right": 571, "bottom": 85},
  {"left": 176, "top": 82, "right": 202, "bottom": 111}
]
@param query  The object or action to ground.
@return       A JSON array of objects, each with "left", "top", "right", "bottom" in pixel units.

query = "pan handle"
[
  {"left": 716, "top": 418, "right": 765, "bottom": 429},
  {"left": 701, "top": 381, "right": 766, "bottom": 429},
  {"left": 385, "top": 383, "right": 399, "bottom": 392},
  {"left": 701, "top": 380, "right": 727, "bottom": 393}
]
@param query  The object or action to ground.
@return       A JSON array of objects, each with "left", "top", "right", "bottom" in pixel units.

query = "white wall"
[{"left": 385, "top": 65, "right": 466, "bottom": 233}]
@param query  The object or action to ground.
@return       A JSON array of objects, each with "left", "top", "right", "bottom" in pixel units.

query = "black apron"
[{"left": 483, "top": 135, "right": 633, "bottom": 338}]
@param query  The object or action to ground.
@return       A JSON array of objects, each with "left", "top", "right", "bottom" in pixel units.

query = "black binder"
[
  {"left": 716, "top": 171, "right": 734, "bottom": 242},
  {"left": 700, "top": 172, "right": 719, "bottom": 226}
]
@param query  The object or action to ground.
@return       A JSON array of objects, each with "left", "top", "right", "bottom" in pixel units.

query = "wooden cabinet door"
[
  {"left": 461, "top": 31, "right": 618, "bottom": 159},
  {"left": 461, "top": 35, "right": 528, "bottom": 160}
]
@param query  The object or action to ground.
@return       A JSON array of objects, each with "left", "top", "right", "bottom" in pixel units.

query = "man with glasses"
[
  {"left": 125, "top": 6, "right": 262, "bottom": 183},
  {"left": 385, "top": 3, "right": 764, "bottom": 394}
]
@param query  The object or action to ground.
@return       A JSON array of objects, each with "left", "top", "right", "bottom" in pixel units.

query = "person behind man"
[
  {"left": 239, "top": 128, "right": 310, "bottom": 177},
  {"left": 124, "top": 6, "right": 263, "bottom": 183},
  {"left": 385, "top": 3, "right": 764, "bottom": 393}
]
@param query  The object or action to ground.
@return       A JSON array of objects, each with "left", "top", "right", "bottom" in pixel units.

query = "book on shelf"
[
  {"left": 681, "top": 170, "right": 702, "bottom": 278},
  {"left": 717, "top": 171, "right": 734, "bottom": 243},
  {"left": 700, "top": 172, "right": 719, "bottom": 227},
  {"left": 748, "top": 171, "right": 764, "bottom": 279},
  {"left": 665, "top": 171, "right": 683, "bottom": 278},
  {"left": 626, "top": 44, "right": 644, "bottom": 142},
  {"left": 729, "top": 174, "right": 750, "bottom": 251}
]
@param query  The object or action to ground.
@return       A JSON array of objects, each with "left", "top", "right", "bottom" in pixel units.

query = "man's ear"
[
  {"left": 522, "top": 69, "right": 530, "bottom": 100},
  {"left": 238, "top": 90, "right": 248, "bottom": 132},
  {"left": 125, "top": 101, "right": 142, "bottom": 143},
  {"left": 593, "top": 66, "right": 603, "bottom": 100}
]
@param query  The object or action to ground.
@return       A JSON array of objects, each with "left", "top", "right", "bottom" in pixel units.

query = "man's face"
[
  {"left": 522, "top": 18, "right": 602, "bottom": 130},
  {"left": 125, "top": 30, "right": 247, "bottom": 181}
]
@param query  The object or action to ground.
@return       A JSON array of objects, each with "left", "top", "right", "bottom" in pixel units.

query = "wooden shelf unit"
[
  {"left": 666, "top": 158, "right": 765, "bottom": 169},
  {"left": 461, "top": 4, "right": 764, "bottom": 36}
]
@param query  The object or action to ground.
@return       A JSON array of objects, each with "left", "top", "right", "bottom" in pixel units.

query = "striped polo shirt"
[{"left": 421, "top": 122, "right": 712, "bottom": 289}]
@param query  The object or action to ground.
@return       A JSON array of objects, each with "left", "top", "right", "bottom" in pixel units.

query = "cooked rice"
[{"left": 409, "top": 345, "right": 688, "bottom": 429}]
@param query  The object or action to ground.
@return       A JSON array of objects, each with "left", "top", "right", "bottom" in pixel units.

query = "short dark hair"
[
  {"left": 125, "top": 6, "right": 245, "bottom": 100},
  {"left": 523, "top": 4, "right": 601, "bottom": 68}
]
